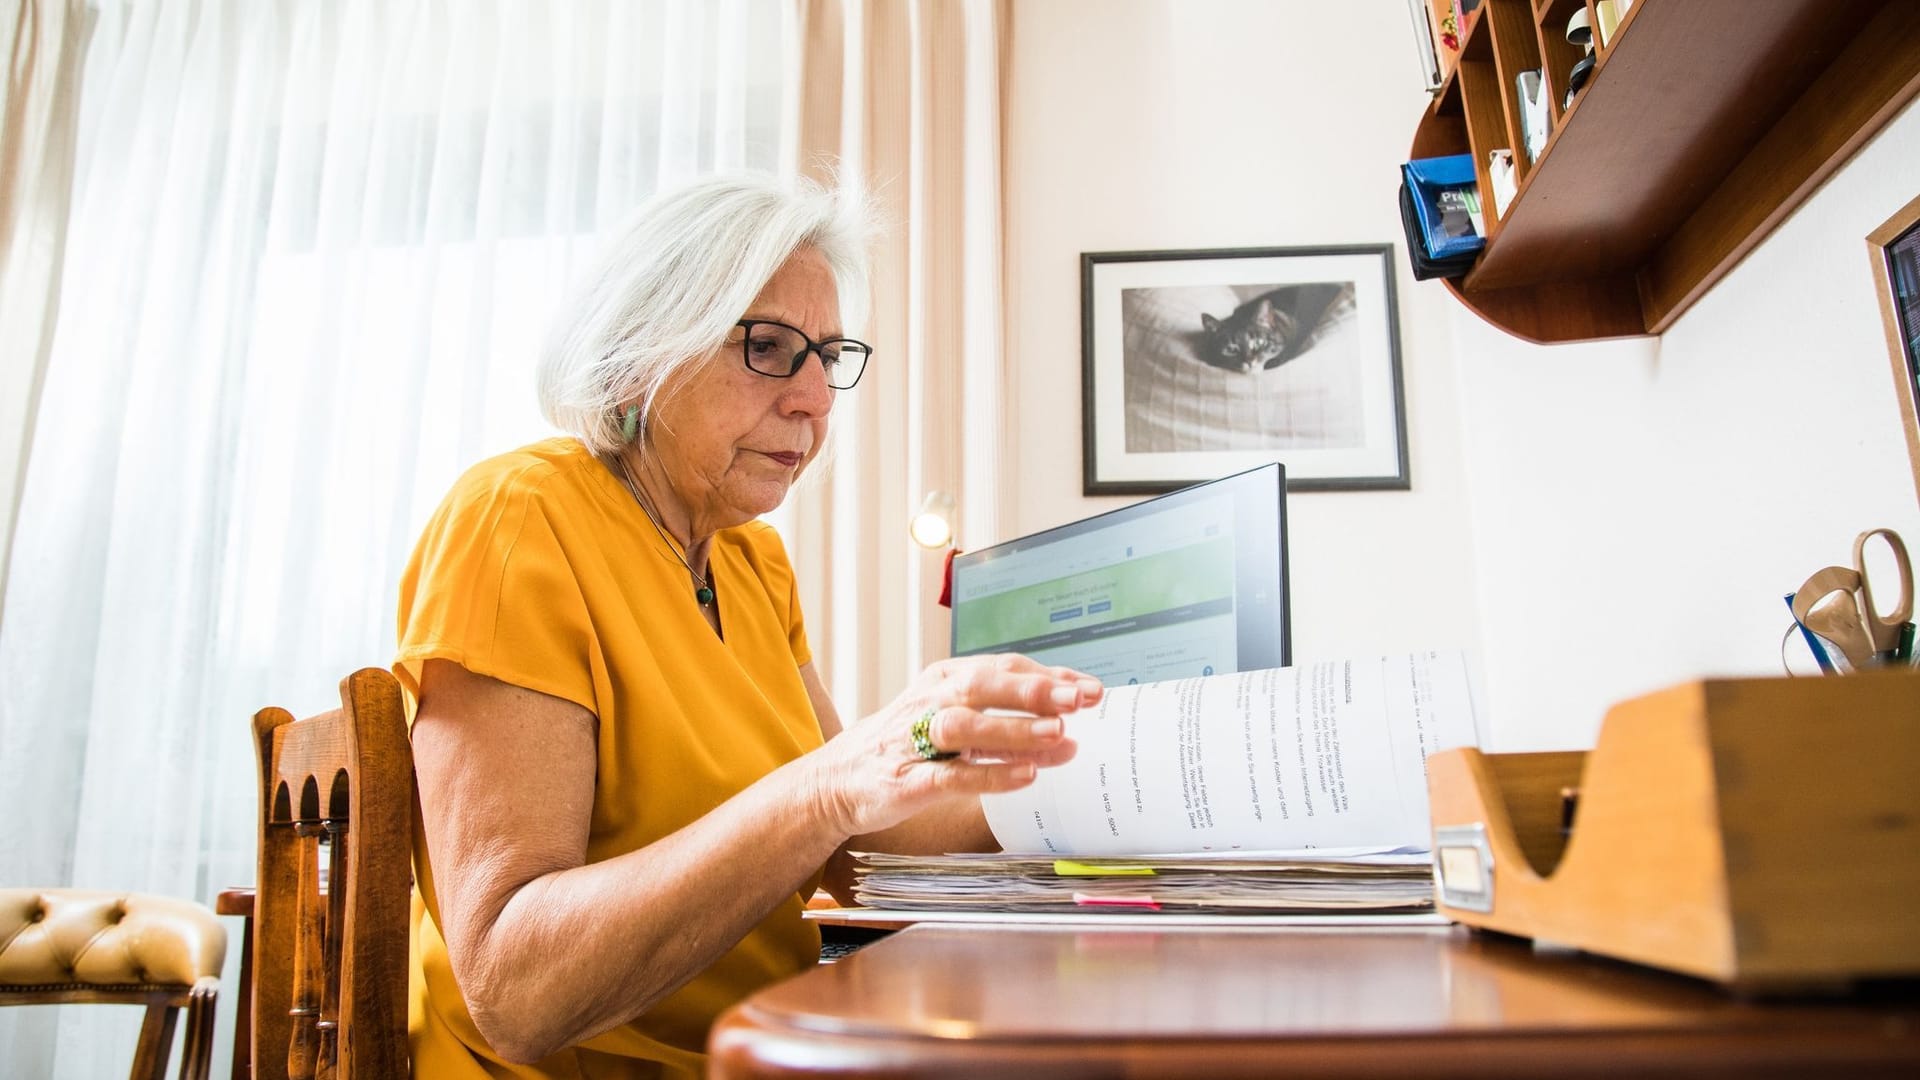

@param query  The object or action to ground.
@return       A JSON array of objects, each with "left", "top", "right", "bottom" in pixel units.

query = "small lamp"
[{"left": 909, "top": 490, "right": 956, "bottom": 549}]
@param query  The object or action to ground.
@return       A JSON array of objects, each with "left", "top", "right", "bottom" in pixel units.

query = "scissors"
[{"left": 1791, "top": 528, "right": 1913, "bottom": 669}]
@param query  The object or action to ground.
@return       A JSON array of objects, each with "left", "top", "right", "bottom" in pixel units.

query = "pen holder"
[{"left": 1428, "top": 670, "right": 1920, "bottom": 992}]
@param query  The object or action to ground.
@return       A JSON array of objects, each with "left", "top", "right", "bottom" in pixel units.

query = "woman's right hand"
[{"left": 807, "top": 653, "right": 1103, "bottom": 839}]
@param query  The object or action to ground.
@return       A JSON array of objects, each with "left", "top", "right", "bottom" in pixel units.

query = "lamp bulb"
[{"left": 909, "top": 490, "right": 956, "bottom": 549}]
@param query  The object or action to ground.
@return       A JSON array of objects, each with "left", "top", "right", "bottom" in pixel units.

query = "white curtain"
[
  {"left": 0, "top": 0, "right": 89, "bottom": 622},
  {"left": 0, "top": 1, "right": 784, "bottom": 1075}
]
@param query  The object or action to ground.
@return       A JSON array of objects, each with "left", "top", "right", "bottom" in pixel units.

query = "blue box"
[{"left": 1402, "top": 154, "right": 1486, "bottom": 261}]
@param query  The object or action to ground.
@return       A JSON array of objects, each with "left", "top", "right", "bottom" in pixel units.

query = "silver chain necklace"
[{"left": 608, "top": 453, "right": 715, "bottom": 607}]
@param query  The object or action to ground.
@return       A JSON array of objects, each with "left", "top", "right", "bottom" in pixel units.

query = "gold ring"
[{"left": 911, "top": 708, "right": 959, "bottom": 762}]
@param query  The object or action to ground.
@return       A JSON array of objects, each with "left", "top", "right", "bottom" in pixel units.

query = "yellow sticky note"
[{"left": 1053, "top": 860, "right": 1156, "bottom": 877}]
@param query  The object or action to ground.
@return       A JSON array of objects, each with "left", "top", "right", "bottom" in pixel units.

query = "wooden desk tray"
[{"left": 1427, "top": 671, "right": 1920, "bottom": 991}]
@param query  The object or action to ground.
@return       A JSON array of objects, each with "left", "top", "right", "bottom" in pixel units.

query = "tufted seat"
[{"left": 0, "top": 888, "right": 225, "bottom": 1080}]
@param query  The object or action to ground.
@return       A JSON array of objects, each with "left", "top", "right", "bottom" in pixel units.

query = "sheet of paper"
[
  {"left": 806, "top": 907, "right": 1454, "bottom": 929},
  {"left": 982, "top": 651, "right": 1479, "bottom": 856},
  {"left": 849, "top": 849, "right": 1440, "bottom": 914}
]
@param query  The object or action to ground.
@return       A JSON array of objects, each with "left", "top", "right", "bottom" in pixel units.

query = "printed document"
[{"left": 982, "top": 650, "right": 1479, "bottom": 855}]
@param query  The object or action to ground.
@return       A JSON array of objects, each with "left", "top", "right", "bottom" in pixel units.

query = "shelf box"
[{"left": 1429, "top": 671, "right": 1920, "bottom": 989}]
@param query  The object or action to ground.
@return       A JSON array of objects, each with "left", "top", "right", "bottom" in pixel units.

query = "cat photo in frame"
[{"left": 1080, "top": 245, "right": 1409, "bottom": 495}]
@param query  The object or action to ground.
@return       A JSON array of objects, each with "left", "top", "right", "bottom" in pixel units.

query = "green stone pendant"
[{"left": 696, "top": 585, "right": 715, "bottom": 606}]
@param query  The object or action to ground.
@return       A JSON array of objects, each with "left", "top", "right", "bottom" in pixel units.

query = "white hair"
[{"left": 538, "top": 172, "right": 875, "bottom": 455}]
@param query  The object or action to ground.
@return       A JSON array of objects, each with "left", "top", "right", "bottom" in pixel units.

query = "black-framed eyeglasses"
[{"left": 734, "top": 319, "right": 871, "bottom": 390}]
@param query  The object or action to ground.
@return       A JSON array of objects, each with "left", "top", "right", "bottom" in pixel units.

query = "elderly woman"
[{"left": 394, "top": 173, "right": 1103, "bottom": 1077}]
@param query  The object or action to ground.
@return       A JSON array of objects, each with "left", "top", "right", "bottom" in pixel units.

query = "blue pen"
[{"left": 1784, "top": 593, "right": 1836, "bottom": 674}]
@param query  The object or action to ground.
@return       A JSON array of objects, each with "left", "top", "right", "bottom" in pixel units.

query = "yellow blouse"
[{"left": 393, "top": 437, "right": 824, "bottom": 1079}]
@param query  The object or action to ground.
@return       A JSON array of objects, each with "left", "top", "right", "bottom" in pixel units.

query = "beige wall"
[
  {"left": 1004, "top": 0, "right": 1920, "bottom": 750},
  {"left": 1003, "top": 2, "right": 1485, "bottom": 673}
]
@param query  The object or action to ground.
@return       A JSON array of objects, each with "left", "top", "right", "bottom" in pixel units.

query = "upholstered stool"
[{"left": 0, "top": 888, "right": 225, "bottom": 1080}]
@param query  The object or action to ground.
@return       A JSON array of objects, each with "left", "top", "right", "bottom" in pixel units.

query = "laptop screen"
[{"left": 949, "top": 463, "right": 1289, "bottom": 686}]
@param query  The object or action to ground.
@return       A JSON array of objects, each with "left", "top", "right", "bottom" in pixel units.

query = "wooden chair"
[
  {"left": 248, "top": 668, "right": 412, "bottom": 1079},
  {"left": 0, "top": 887, "right": 224, "bottom": 1079}
]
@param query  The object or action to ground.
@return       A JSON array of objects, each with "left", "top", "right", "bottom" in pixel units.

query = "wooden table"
[{"left": 709, "top": 924, "right": 1920, "bottom": 1078}]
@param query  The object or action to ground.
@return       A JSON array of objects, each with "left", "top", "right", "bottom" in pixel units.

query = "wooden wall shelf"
[{"left": 1411, "top": 0, "right": 1920, "bottom": 345}]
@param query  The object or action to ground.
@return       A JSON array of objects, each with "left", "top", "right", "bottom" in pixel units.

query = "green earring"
[{"left": 621, "top": 405, "right": 640, "bottom": 442}]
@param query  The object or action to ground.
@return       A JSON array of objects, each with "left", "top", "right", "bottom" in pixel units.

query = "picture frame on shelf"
[
  {"left": 1080, "top": 245, "right": 1409, "bottom": 496},
  {"left": 1868, "top": 193, "right": 1920, "bottom": 503},
  {"left": 1404, "top": 0, "right": 1442, "bottom": 91}
]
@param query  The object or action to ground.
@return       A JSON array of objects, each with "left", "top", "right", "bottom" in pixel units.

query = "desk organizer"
[{"left": 1427, "top": 671, "right": 1920, "bottom": 991}]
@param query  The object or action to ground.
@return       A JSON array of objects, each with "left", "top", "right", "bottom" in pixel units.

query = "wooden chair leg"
[
  {"left": 131, "top": 1002, "right": 179, "bottom": 1080},
  {"left": 215, "top": 889, "right": 256, "bottom": 1080},
  {"left": 181, "top": 977, "right": 220, "bottom": 1080},
  {"left": 232, "top": 923, "right": 253, "bottom": 1080}
]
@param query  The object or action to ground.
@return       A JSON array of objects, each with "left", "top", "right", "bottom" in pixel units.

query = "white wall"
[
  {"left": 1005, "top": 0, "right": 1920, "bottom": 751},
  {"left": 1004, "top": 0, "right": 1485, "bottom": 672},
  {"left": 1457, "top": 97, "right": 1920, "bottom": 749}
]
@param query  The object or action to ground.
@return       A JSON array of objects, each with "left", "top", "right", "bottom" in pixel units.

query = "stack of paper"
[
  {"left": 852, "top": 848, "right": 1436, "bottom": 915},
  {"left": 839, "top": 652, "right": 1481, "bottom": 922}
]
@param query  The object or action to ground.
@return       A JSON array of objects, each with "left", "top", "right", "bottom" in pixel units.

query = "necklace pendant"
[{"left": 696, "top": 585, "right": 715, "bottom": 606}]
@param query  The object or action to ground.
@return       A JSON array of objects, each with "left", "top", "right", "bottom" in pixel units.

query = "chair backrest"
[{"left": 251, "top": 668, "right": 412, "bottom": 1080}]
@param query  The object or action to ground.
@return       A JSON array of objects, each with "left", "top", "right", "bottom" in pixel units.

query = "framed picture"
[
  {"left": 1080, "top": 245, "right": 1409, "bottom": 495},
  {"left": 1868, "top": 193, "right": 1920, "bottom": 504}
]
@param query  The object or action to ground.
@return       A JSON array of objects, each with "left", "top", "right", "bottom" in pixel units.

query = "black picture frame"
[{"left": 1080, "top": 245, "right": 1409, "bottom": 495}]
